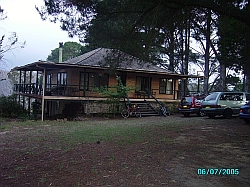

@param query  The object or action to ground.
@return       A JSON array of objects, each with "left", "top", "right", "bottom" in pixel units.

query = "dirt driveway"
[{"left": 0, "top": 115, "right": 249, "bottom": 187}]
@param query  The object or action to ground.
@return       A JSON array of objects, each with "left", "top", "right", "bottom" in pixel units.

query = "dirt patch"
[{"left": 0, "top": 115, "right": 249, "bottom": 187}]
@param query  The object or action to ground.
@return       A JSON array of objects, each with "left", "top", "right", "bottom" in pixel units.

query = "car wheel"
[
  {"left": 197, "top": 110, "right": 205, "bottom": 117},
  {"left": 223, "top": 108, "right": 233, "bottom": 119},
  {"left": 183, "top": 113, "right": 190, "bottom": 117},
  {"left": 243, "top": 119, "right": 250, "bottom": 124},
  {"left": 208, "top": 114, "right": 215, "bottom": 118}
]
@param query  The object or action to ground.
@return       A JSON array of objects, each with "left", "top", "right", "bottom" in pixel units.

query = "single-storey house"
[{"left": 13, "top": 48, "right": 200, "bottom": 120}]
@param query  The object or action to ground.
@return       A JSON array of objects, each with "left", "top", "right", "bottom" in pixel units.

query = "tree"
[
  {"left": 37, "top": 0, "right": 250, "bottom": 92},
  {"left": 217, "top": 13, "right": 250, "bottom": 92},
  {"left": 0, "top": 32, "right": 25, "bottom": 61},
  {"left": 95, "top": 75, "right": 133, "bottom": 117},
  {"left": 0, "top": 95, "right": 27, "bottom": 118},
  {"left": 0, "top": 6, "right": 7, "bottom": 20},
  {"left": 36, "top": 1, "right": 250, "bottom": 33},
  {"left": 0, "top": 7, "right": 25, "bottom": 63},
  {"left": 37, "top": 1, "right": 249, "bottom": 62},
  {"left": 46, "top": 41, "right": 88, "bottom": 62}
]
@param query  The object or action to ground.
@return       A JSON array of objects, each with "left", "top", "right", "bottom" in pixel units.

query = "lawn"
[{"left": 0, "top": 115, "right": 249, "bottom": 187}]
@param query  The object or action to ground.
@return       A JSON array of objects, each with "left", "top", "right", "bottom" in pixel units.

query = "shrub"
[
  {"left": 95, "top": 76, "right": 133, "bottom": 117},
  {"left": 0, "top": 95, "right": 27, "bottom": 118}
]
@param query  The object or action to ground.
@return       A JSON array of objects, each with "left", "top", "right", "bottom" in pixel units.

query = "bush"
[
  {"left": 95, "top": 76, "right": 133, "bottom": 117},
  {"left": 31, "top": 100, "right": 42, "bottom": 120},
  {"left": 163, "top": 101, "right": 179, "bottom": 114},
  {"left": 0, "top": 95, "right": 27, "bottom": 118}
]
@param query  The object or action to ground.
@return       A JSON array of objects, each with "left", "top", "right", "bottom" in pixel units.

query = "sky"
[{"left": 0, "top": 0, "right": 79, "bottom": 70}]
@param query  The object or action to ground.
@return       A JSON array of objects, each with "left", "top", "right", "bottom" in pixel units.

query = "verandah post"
[{"left": 41, "top": 68, "right": 46, "bottom": 121}]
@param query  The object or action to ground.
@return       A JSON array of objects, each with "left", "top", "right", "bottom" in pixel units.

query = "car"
[
  {"left": 201, "top": 92, "right": 250, "bottom": 119},
  {"left": 239, "top": 101, "right": 250, "bottom": 124},
  {"left": 178, "top": 95, "right": 206, "bottom": 117}
]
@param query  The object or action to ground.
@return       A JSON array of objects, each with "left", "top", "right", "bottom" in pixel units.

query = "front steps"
[{"left": 130, "top": 101, "right": 160, "bottom": 116}]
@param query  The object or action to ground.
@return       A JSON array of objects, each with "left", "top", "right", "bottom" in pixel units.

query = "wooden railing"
[
  {"left": 14, "top": 83, "right": 43, "bottom": 95},
  {"left": 14, "top": 83, "right": 190, "bottom": 100},
  {"left": 144, "top": 89, "right": 170, "bottom": 116},
  {"left": 46, "top": 85, "right": 79, "bottom": 96},
  {"left": 14, "top": 84, "right": 80, "bottom": 97}
]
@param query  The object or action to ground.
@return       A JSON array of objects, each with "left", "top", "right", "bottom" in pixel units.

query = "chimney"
[{"left": 59, "top": 42, "right": 63, "bottom": 63}]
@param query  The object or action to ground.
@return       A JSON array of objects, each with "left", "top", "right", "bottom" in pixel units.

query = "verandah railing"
[
  {"left": 14, "top": 83, "right": 194, "bottom": 99},
  {"left": 13, "top": 83, "right": 80, "bottom": 96},
  {"left": 14, "top": 83, "right": 43, "bottom": 95}
]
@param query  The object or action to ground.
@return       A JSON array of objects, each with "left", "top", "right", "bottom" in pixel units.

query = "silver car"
[{"left": 201, "top": 92, "right": 250, "bottom": 119}]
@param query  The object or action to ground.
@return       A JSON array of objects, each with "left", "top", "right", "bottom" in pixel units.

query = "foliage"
[
  {"left": 95, "top": 76, "right": 133, "bottom": 116},
  {"left": 0, "top": 95, "right": 27, "bottom": 118},
  {"left": 31, "top": 100, "right": 42, "bottom": 120},
  {"left": 0, "top": 6, "right": 7, "bottom": 20},
  {"left": 37, "top": 0, "right": 250, "bottom": 62},
  {"left": 7, "top": 70, "right": 19, "bottom": 84},
  {"left": 218, "top": 15, "right": 250, "bottom": 75},
  {"left": 96, "top": 76, "right": 131, "bottom": 100},
  {"left": 0, "top": 32, "right": 26, "bottom": 62},
  {"left": 225, "top": 74, "right": 242, "bottom": 91},
  {"left": 8, "top": 69, "right": 35, "bottom": 84},
  {"left": 37, "top": 0, "right": 250, "bottom": 93},
  {"left": 0, "top": 7, "right": 25, "bottom": 62},
  {"left": 46, "top": 41, "right": 89, "bottom": 62}
]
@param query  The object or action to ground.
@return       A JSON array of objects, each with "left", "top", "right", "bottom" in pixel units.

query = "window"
[
  {"left": 205, "top": 92, "right": 219, "bottom": 101},
  {"left": 136, "top": 77, "right": 151, "bottom": 91},
  {"left": 46, "top": 74, "right": 52, "bottom": 89},
  {"left": 246, "top": 94, "right": 250, "bottom": 101},
  {"left": 220, "top": 93, "right": 243, "bottom": 101},
  {"left": 80, "top": 72, "right": 109, "bottom": 90},
  {"left": 79, "top": 72, "right": 86, "bottom": 90},
  {"left": 57, "top": 72, "right": 67, "bottom": 85},
  {"left": 159, "top": 78, "right": 173, "bottom": 94}
]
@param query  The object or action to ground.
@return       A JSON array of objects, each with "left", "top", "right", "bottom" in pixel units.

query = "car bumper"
[
  {"left": 239, "top": 113, "right": 250, "bottom": 119},
  {"left": 178, "top": 108, "right": 200, "bottom": 113}
]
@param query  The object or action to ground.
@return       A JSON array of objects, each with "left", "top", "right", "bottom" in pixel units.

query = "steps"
[{"left": 131, "top": 101, "right": 160, "bottom": 116}]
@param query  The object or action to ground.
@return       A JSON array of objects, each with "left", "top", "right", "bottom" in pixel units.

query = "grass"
[
  {"left": 0, "top": 117, "right": 185, "bottom": 152},
  {"left": 39, "top": 177, "right": 47, "bottom": 183},
  {"left": 57, "top": 121, "right": 151, "bottom": 149}
]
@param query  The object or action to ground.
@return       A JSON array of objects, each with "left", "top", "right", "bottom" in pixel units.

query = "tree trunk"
[
  {"left": 184, "top": 16, "right": 190, "bottom": 95},
  {"left": 204, "top": 10, "right": 211, "bottom": 95},
  {"left": 245, "top": 74, "right": 250, "bottom": 92},
  {"left": 219, "top": 64, "right": 226, "bottom": 91},
  {"left": 168, "top": 19, "right": 175, "bottom": 72}
]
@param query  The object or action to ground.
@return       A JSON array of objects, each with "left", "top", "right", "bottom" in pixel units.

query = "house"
[{"left": 12, "top": 48, "right": 200, "bottom": 120}]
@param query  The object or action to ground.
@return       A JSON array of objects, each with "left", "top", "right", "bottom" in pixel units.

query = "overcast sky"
[{"left": 0, "top": 0, "right": 79, "bottom": 70}]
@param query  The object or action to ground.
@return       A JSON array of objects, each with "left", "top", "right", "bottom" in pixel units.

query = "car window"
[
  {"left": 220, "top": 93, "right": 243, "bottom": 101},
  {"left": 181, "top": 97, "right": 192, "bottom": 104},
  {"left": 195, "top": 95, "right": 206, "bottom": 101},
  {"left": 205, "top": 93, "right": 218, "bottom": 101},
  {"left": 195, "top": 98, "right": 204, "bottom": 103},
  {"left": 246, "top": 94, "right": 250, "bottom": 101}
]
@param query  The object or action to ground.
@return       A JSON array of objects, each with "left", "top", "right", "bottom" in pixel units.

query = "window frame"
[
  {"left": 79, "top": 72, "right": 109, "bottom": 91},
  {"left": 57, "top": 72, "right": 67, "bottom": 86},
  {"left": 219, "top": 93, "right": 243, "bottom": 101},
  {"left": 136, "top": 76, "right": 152, "bottom": 92},
  {"left": 46, "top": 74, "right": 52, "bottom": 89},
  {"left": 159, "top": 78, "right": 173, "bottom": 94}
]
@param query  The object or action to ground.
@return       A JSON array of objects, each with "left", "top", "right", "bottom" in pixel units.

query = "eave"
[{"left": 12, "top": 61, "right": 203, "bottom": 79}]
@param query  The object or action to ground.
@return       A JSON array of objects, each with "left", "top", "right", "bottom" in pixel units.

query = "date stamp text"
[{"left": 197, "top": 168, "right": 239, "bottom": 175}]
